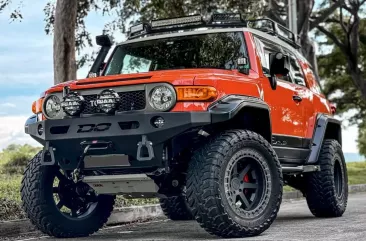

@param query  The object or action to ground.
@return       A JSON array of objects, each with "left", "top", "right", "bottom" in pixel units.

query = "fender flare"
[
  {"left": 208, "top": 95, "right": 272, "bottom": 142},
  {"left": 306, "top": 114, "right": 342, "bottom": 164}
]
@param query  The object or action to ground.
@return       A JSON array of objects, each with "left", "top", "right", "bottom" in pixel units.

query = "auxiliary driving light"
[
  {"left": 152, "top": 116, "right": 165, "bottom": 128},
  {"left": 151, "top": 15, "right": 203, "bottom": 28},
  {"left": 61, "top": 92, "right": 85, "bottom": 116},
  {"left": 97, "top": 89, "right": 120, "bottom": 114}
]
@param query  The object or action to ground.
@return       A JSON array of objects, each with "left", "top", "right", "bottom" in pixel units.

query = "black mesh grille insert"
[{"left": 81, "top": 90, "right": 146, "bottom": 114}]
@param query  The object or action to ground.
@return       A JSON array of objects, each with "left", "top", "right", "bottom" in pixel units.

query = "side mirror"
[{"left": 268, "top": 52, "right": 290, "bottom": 90}]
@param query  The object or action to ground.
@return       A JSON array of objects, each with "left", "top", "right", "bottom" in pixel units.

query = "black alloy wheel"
[
  {"left": 53, "top": 169, "right": 98, "bottom": 219},
  {"left": 186, "top": 130, "right": 283, "bottom": 238},
  {"left": 224, "top": 156, "right": 269, "bottom": 218}
]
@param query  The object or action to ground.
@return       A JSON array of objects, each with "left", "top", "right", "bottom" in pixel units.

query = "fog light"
[
  {"left": 97, "top": 89, "right": 120, "bottom": 114},
  {"left": 152, "top": 117, "right": 165, "bottom": 128},
  {"left": 38, "top": 124, "right": 44, "bottom": 135},
  {"left": 61, "top": 92, "right": 84, "bottom": 116}
]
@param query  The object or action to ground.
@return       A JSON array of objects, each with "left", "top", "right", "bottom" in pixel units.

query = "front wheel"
[
  {"left": 21, "top": 151, "right": 115, "bottom": 238},
  {"left": 186, "top": 130, "right": 283, "bottom": 238},
  {"left": 305, "top": 139, "right": 348, "bottom": 217}
]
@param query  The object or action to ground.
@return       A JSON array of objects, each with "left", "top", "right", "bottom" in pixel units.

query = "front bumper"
[{"left": 25, "top": 112, "right": 211, "bottom": 170}]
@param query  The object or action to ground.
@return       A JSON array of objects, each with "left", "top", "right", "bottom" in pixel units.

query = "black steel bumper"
[{"left": 25, "top": 112, "right": 211, "bottom": 170}]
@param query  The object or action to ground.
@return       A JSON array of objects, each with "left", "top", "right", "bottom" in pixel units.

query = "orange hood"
[{"left": 43, "top": 69, "right": 249, "bottom": 96}]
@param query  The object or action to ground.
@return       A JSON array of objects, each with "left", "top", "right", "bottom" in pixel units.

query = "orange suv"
[{"left": 22, "top": 14, "right": 348, "bottom": 239}]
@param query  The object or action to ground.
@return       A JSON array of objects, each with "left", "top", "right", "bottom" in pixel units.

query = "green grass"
[
  {"left": 0, "top": 174, "right": 22, "bottom": 203},
  {"left": 346, "top": 161, "right": 366, "bottom": 185}
]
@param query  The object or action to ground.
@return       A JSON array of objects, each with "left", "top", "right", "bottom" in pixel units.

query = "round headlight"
[
  {"left": 149, "top": 85, "right": 176, "bottom": 111},
  {"left": 43, "top": 95, "right": 62, "bottom": 119},
  {"left": 97, "top": 89, "right": 120, "bottom": 114},
  {"left": 61, "top": 92, "right": 84, "bottom": 116}
]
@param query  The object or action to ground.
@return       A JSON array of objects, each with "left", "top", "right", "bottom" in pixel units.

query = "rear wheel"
[
  {"left": 21, "top": 151, "right": 115, "bottom": 238},
  {"left": 305, "top": 139, "right": 348, "bottom": 217},
  {"left": 186, "top": 130, "right": 283, "bottom": 238},
  {"left": 159, "top": 189, "right": 193, "bottom": 221}
]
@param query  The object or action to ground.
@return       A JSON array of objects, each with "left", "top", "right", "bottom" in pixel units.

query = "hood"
[{"left": 44, "top": 69, "right": 249, "bottom": 95}]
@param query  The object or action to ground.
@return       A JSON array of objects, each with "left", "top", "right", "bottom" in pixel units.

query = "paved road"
[{"left": 6, "top": 193, "right": 366, "bottom": 241}]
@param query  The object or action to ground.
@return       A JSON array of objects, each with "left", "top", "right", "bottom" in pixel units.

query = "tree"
[
  {"left": 318, "top": 18, "right": 366, "bottom": 156},
  {"left": 265, "top": 0, "right": 344, "bottom": 75},
  {"left": 317, "top": 0, "right": 366, "bottom": 102},
  {"left": 52, "top": 0, "right": 78, "bottom": 84},
  {"left": 1, "top": 0, "right": 340, "bottom": 84}
]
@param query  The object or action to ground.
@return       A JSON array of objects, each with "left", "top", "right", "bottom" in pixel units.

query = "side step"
[
  {"left": 83, "top": 174, "right": 159, "bottom": 198},
  {"left": 281, "top": 165, "right": 320, "bottom": 174}
]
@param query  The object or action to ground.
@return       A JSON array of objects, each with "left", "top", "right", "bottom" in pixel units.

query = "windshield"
[{"left": 104, "top": 31, "right": 247, "bottom": 75}]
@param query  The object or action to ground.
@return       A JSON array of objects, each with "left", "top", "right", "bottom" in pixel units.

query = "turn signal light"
[
  {"left": 32, "top": 98, "right": 44, "bottom": 114},
  {"left": 175, "top": 86, "right": 217, "bottom": 101}
]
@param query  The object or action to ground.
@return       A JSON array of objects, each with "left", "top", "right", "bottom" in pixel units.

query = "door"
[
  {"left": 253, "top": 36, "right": 304, "bottom": 138},
  {"left": 286, "top": 54, "right": 315, "bottom": 141}
]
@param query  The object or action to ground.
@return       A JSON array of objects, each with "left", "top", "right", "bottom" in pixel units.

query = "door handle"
[{"left": 293, "top": 95, "right": 302, "bottom": 102}]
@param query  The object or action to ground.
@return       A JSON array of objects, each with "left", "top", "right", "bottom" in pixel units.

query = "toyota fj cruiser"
[{"left": 22, "top": 13, "right": 348, "bottom": 239}]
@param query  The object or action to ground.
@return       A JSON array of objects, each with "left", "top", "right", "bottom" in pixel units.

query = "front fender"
[
  {"left": 208, "top": 95, "right": 270, "bottom": 123},
  {"left": 208, "top": 95, "right": 272, "bottom": 142}
]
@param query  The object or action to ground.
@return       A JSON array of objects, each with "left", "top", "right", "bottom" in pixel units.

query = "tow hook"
[
  {"left": 136, "top": 135, "right": 155, "bottom": 161},
  {"left": 40, "top": 142, "right": 56, "bottom": 166}
]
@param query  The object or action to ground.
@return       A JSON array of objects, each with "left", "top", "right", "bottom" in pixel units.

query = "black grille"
[{"left": 81, "top": 91, "right": 146, "bottom": 114}]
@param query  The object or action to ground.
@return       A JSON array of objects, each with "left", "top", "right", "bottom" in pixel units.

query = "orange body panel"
[{"left": 39, "top": 31, "right": 332, "bottom": 139}]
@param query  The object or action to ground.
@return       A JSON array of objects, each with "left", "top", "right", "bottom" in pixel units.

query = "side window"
[
  {"left": 253, "top": 37, "right": 269, "bottom": 75},
  {"left": 311, "top": 68, "right": 323, "bottom": 94},
  {"left": 253, "top": 36, "right": 292, "bottom": 83},
  {"left": 288, "top": 55, "right": 307, "bottom": 87}
]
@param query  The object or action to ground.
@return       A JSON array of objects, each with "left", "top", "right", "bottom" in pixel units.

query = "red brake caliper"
[{"left": 243, "top": 174, "right": 249, "bottom": 194}]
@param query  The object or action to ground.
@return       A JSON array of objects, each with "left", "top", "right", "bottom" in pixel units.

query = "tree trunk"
[
  {"left": 53, "top": 0, "right": 78, "bottom": 84},
  {"left": 297, "top": 0, "right": 317, "bottom": 71}
]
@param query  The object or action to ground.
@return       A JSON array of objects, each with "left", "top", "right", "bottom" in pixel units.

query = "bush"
[{"left": 0, "top": 144, "right": 42, "bottom": 175}]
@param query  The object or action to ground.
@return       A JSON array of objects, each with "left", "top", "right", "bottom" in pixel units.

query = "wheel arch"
[
  {"left": 208, "top": 95, "right": 272, "bottom": 143},
  {"left": 307, "top": 114, "right": 342, "bottom": 164}
]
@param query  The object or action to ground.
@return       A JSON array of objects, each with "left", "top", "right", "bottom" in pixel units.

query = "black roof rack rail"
[
  {"left": 127, "top": 13, "right": 300, "bottom": 49},
  {"left": 246, "top": 18, "right": 301, "bottom": 49}
]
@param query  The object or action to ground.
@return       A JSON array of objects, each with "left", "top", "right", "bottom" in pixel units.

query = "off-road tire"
[
  {"left": 305, "top": 139, "right": 348, "bottom": 217},
  {"left": 159, "top": 194, "right": 193, "bottom": 220},
  {"left": 21, "top": 151, "right": 115, "bottom": 238},
  {"left": 186, "top": 130, "right": 283, "bottom": 238}
]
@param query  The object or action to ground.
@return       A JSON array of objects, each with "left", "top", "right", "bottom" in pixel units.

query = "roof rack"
[{"left": 127, "top": 13, "right": 300, "bottom": 49}]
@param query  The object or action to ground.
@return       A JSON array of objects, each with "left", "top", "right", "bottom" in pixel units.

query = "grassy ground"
[
  {"left": 346, "top": 161, "right": 366, "bottom": 184},
  {"left": 0, "top": 153, "right": 365, "bottom": 221}
]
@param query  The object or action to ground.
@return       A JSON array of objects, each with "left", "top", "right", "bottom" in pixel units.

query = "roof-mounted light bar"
[
  {"left": 127, "top": 13, "right": 300, "bottom": 49},
  {"left": 151, "top": 15, "right": 203, "bottom": 28},
  {"left": 210, "top": 13, "right": 243, "bottom": 23},
  {"left": 129, "top": 23, "right": 151, "bottom": 38}
]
